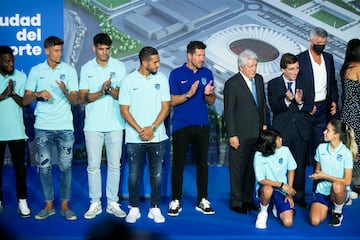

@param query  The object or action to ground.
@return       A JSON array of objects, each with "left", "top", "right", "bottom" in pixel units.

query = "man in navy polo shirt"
[{"left": 168, "top": 41, "right": 216, "bottom": 216}]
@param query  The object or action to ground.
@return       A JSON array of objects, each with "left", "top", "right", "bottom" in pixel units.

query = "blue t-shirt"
[
  {"left": 314, "top": 142, "right": 353, "bottom": 196},
  {"left": 26, "top": 60, "right": 78, "bottom": 130},
  {"left": 0, "top": 69, "right": 28, "bottom": 140},
  {"left": 79, "top": 57, "right": 126, "bottom": 131},
  {"left": 169, "top": 63, "right": 213, "bottom": 132},
  {"left": 119, "top": 70, "right": 170, "bottom": 143}
]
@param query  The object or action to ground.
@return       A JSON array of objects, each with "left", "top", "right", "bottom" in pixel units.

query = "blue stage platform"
[{"left": 0, "top": 165, "right": 359, "bottom": 240}]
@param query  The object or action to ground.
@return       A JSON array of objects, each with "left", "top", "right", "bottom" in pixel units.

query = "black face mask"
[{"left": 312, "top": 44, "right": 325, "bottom": 55}]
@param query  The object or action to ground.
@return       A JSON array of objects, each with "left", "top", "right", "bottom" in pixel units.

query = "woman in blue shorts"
[
  {"left": 309, "top": 119, "right": 357, "bottom": 227},
  {"left": 254, "top": 129, "right": 297, "bottom": 229}
]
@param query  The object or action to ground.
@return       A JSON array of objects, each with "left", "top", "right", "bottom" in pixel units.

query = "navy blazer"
[
  {"left": 267, "top": 75, "right": 312, "bottom": 141},
  {"left": 224, "top": 72, "right": 267, "bottom": 143},
  {"left": 297, "top": 50, "right": 338, "bottom": 113}
]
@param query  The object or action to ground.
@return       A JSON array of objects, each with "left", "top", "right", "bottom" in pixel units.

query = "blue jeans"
[
  {"left": 127, "top": 141, "right": 166, "bottom": 207},
  {"left": 35, "top": 129, "right": 74, "bottom": 202},
  {"left": 84, "top": 130, "right": 123, "bottom": 205}
]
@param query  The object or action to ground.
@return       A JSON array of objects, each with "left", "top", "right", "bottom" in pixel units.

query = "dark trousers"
[
  {"left": 228, "top": 140, "right": 256, "bottom": 208},
  {"left": 310, "top": 100, "right": 328, "bottom": 191},
  {"left": 282, "top": 130, "right": 309, "bottom": 201},
  {"left": 0, "top": 140, "right": 27, "bottom": 201},
  {"left": 171, "top": 125, "right": 209, "bottom": 203}
]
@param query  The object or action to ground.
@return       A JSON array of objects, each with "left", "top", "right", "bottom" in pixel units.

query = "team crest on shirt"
[
  {"left": 278, "top": 158, "right": 283, "bottom": 164},
  {"left": 337, "top": 154, "right": 343, "bottom": 161},
  {"left": 110, "top": 72, "right": 115, "bottom": 78},
  {"left": 59, "top": 74, "right": 65, "bottom": 81},
  {"left": 201, "top": 77, "right": 207, "bottom": 85},
  {"left": 154, "top": 83, "right": 160, "bottom": 90}
]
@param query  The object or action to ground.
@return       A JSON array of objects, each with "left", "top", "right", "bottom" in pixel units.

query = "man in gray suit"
[{"left": 224, "top": 49, "right": 268, "bottom": 214}]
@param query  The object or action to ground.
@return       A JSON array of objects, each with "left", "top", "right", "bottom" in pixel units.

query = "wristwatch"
[
  {"left": 184, "top": 93, "right": 190, "bottom": 99},
  {"left": 105, "top": 87, "right": 112, "bottom": 95},
  {"left": 151, "top": 125, "right": 157, "bottom": 131}
]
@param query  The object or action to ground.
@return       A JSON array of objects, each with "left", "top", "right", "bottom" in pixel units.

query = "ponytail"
[
  {"left": 345, "top": 125, "right": 358, "bottom": 161},
  {"left": 328, "top": 119, "right": 358, "bottom": 161}
]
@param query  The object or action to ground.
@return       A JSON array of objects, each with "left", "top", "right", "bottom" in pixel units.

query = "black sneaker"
[
  {"left": 195, "top": 198, "right": 215, "bottom": 215},
  {"left": 167, "top": 199, "right": 182, "bottom": 216},
  {"left": 329, "top": 211, "right": 343, "bottom": 227}
]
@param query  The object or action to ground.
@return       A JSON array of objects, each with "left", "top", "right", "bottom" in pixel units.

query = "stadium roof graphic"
[{"left": 206, "top": 24, "right": 303, "bottom": 76}]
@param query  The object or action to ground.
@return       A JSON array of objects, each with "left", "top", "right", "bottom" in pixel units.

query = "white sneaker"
[
  {"left": 195, "top": 198, "right": 215, "bottom": 215},
  {"left": 18, "top": 199, "right": 31, "bottom": 217},
  {"left": 84, "top": 202, "right": 102, "bottom": 219},
  {"left": 255, "top": 211, "right": 268, "bottom": 229},
  {"left": 168, "top": 199, "right": 182, "bottom": 216},
  {"left": 148, "top": 207, "right": 165, "bottom": 223},
  {"left": 106, "top": 202, "right": 126, "bottom": 218},
  {"left": 350, "top": 190, "right": 358, "bottom": 199},
  {"left": 125, "top": 206, "right": 141, "bottom": 223}
]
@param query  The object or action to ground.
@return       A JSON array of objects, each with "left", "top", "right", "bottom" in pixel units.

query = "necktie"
[
  {"left": 251, "top": 78, "right": 258, "bottom": 106},
  {"left": 287, "top": 82, "right": 293, "bottom": 94}
]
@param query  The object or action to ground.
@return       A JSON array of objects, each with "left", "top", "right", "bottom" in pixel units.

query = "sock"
[
  {"left": 333, "top": 202, "right": 344, "bottom": 214},
  {"left": 260, "top": 203, "right": 269, "bottom": 212}
]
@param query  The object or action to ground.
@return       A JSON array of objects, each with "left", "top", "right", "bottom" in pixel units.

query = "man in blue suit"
[
  {"left": 268, "top": 53, "right": 313, "bottom": 209},
  {"left": 297, "top": 27, "right": 339, "bottom": 201}
]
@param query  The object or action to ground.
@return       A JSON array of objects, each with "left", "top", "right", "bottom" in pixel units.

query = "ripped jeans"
[
  {"left": 35, "top": 129, "right": 74, "bottom": 202},
  {"left": 127, "top": 141, "right": 166, "bottom": 207}
]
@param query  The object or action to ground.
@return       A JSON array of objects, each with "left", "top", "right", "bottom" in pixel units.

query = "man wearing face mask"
[{"left": 297, "top": 27, "right": 338, "bottom": 207}]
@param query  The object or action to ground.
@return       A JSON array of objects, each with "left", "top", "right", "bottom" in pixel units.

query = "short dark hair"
[
  {"left": 0, "top": 46, "right": 13, "bottom": 56},
  {"left": 280, "top": 53, "right": 298, "bottom": 69},
  {"left": 255, "top": 129, "right": 282, "bottom": 157},
  {"left": 93, "top": 33, "right": 112, "bottom": 46},
  {"left": 44, "top": 36, "right": 64, "bottom": 49},
  {"left": 187, "top": 41, "right": 206, "bottom": 54},
  {"left": 138, "top": 46, "right": 158, "bottom": 64}
]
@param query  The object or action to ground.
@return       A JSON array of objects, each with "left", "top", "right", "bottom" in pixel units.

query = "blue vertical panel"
[{"left": 0, "top": 0, "right": 63, "bottom": 75}]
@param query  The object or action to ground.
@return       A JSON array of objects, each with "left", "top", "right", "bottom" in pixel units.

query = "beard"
[
  {"left": 147, "top": 67, "right": 157, "bottom": 75},
  {"left": 0, "top": 66, "right": 14, "bottom": 75}
]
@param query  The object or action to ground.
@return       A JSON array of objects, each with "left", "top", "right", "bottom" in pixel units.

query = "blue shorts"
[
  {"left": 311, "top": 193, "right": 332, "bottom": 208},
  {"left": 258, "top": 186, "right": 295, "bottom": 216},
  {"left": 272, "top": 190, "right": 295, "bottom": 216},
  {"left": 311, "top": 192, "right": 350, "bottom": 209}
]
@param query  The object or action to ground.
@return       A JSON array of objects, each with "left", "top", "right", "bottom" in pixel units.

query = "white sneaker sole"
[
  {"left": 167, "top": 207, "right": 182, "bottom": 216},
  {"left": 195, "top": 206, "right": 215, "bottom": 215},
  {"left": 106, "top": 207, "right": 126, "bottom": 218},
  {"left": 148, "top": 212, "right": 165, "bottom": 223},
  {"left": 125, "top": 212, "right": 141, "bottom": 223},
  {"left": 84, "top": 208, "right": 102, "bottom": 219},
  {"left": 18, "top": 208, "right": 31, "bottom": 218}
]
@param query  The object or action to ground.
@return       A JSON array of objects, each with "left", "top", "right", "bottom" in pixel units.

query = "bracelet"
[
  {"left": 184, "top": 93, "right": 190, "bottom": 99},
  {"left": 280, "top": 182, "right": 284, "bottom": 188}
]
